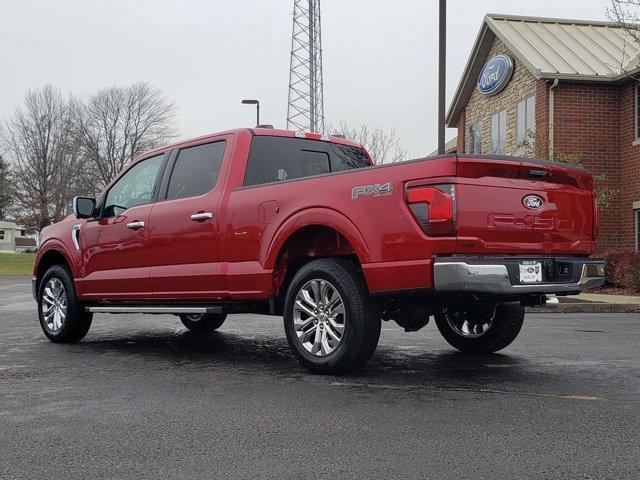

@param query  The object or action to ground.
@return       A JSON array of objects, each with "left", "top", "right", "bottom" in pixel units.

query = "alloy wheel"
[
  {"left": 41, "top": 278, "right": 68, "bottom": 333},
  {"left": 292, "top": 278, "right": 346, "bottom": 357},
  {"left": 443, "top": 305, "right": 496, "bottom": 339}
]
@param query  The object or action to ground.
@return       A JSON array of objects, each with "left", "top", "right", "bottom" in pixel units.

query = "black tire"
[
  {"left": 434, "top": 302, "right": 525, "bottom": 354},
  {"left": 283, "top": 258, "right": 381, "bottom": 374},
  {"left": 37, "top": 265, "right": 92, "bottom": 343},
  {"left": 179, "top": 313, "right": 227, "bottom": 332}
]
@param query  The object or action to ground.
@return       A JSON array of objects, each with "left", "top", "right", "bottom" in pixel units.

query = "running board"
[{"left": 86, "top": 306, "right": 224, "bottom": 314}]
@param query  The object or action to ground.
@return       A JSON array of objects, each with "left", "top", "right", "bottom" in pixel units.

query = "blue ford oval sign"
[{"left": 477, "top": 55, "right": 514, "bottom": 96}]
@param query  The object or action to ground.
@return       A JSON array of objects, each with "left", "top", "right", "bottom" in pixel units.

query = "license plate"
[{"left": 519, "top": 261, "right": 542, "bottom": 283}]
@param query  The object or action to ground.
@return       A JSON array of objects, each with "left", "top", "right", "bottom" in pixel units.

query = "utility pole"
[{"left": 438, "top": 0, "right": 446, "bottom": 154}]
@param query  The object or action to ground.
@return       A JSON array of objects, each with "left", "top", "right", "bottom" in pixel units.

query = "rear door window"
[
  {"left": 166, "top": 141, "right": 226, "bottom": 200},
  {"left": 244, "top": 137, "right": 369, "bottom": 186}
]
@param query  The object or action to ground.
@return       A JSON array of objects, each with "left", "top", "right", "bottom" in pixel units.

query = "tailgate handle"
[{"left": 528, "top": 169, "right": 549, "bottom": 178}]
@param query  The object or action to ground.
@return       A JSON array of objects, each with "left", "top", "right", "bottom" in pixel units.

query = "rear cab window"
[{"left": 244, "top": 137, "right": 370, "bottom": 187}]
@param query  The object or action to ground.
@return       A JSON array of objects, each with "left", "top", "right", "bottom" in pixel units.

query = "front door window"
[{"left": 104, "top": 155, "right": 165, "bottom": 217}]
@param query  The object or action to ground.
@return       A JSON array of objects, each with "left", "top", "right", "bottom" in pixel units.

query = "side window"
[
  {"left": 244, "top": 137, "right": 369, "bottom": 186},
  {"left": 516, "top": 96, "right": 535, "bottom": 152},
  {"left": 468, "top": 121, "right": 482, "bottom": 154},
  {"left": 166, "top": 141, "right": 226, "bottom": 200},
  {"left": 104, "top": 154, "right": 165, "bottom": 217},
  {"left": 491, "top": 109, "right": 507, "bottom": 155}
]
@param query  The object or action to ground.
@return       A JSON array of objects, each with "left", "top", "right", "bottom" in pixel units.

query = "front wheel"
[
  {"left": 37, "top": 265, "right": 93, "bottom": 343},
  {"left": 283, "top": 258, "right": 381, "bottom": 374},
  {"left": 179, "top": 313, "right": 227, "bottom": 332},
  {"left": 434, "top": 302, "right": 524, "bottom": 354}
]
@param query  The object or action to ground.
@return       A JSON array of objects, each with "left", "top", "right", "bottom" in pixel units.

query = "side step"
[{"left": 86, "top": 306, "right": 224, "bottom": 314}]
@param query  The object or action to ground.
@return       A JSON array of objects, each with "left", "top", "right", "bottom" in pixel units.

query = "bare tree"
[
  {"left": 73, "top": 82, "right": 178, "bottom": 190},
  {"left": 328, "top": 121, "right": 408, "bottom": 164},
  {"left": 607, "top": 1, "right": 640, "bottom": 74},
  {"left": 608, "top": 1, "right": 640, "bottom": 42},
  {"left": 0, "top": 153, "right": 14, "bottom": 219},
  {"left": 2, "top": 86, "right": 81, "bottom": 231}
]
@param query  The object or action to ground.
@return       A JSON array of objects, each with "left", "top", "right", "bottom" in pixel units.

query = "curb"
[{"left": 527, "top": 304, "right": 640, "bottom": 314}]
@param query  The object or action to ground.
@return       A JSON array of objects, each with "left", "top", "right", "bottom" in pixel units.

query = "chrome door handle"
[
  {"left": 126, "top": 221, "right": 145, "bottom": 230},
  {"left": 190, "top": 212, "right": 213, "bottom": 221}
]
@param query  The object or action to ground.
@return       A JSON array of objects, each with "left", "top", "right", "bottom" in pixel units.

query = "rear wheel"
[
  {"left": 283, "top": 258, "right": 381, "bottom": 374},
  {"left": 37, "top": 265, "right": 92, "bottom": 343},
  {"left": 179, "top": 313, "right": 227, "bottom": 332},
  {"left": 434, "top": 302, "right": 524, "bottom": 354}
]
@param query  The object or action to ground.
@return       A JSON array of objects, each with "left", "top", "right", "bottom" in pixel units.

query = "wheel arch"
[
  {"left": 35, "top": 243, "right": 75, "bottom": 293},
  {"left": 266, "top": 209, "right": 371, "bottom": 304}
]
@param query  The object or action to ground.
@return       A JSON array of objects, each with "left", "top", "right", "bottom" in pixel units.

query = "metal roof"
[{"left": 446, "top": 14, "right": 640, "bottom": 126}]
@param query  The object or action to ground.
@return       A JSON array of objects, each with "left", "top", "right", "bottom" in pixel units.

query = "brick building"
[{"left": 446, "top": 14, "right": 640, "bottom": 251}]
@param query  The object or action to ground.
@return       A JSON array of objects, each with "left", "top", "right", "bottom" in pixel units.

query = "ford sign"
[
  {"left": 523, "top": 195, "right": 544, "bottom": 210},
  {"left": 477, "top": 54, "right": 514, "bottom": 96}
]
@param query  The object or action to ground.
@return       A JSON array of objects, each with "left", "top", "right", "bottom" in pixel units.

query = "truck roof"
[{"left": 139, "top": 127, "right": 364, "bottom": 160}]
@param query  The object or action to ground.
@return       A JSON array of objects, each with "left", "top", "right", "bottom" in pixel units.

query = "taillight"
[
  {"left": 405, "top": 184, "right": 456, "bottom": 236},
  {"left": 593, "top": 194, "right": 599, "bottom": 240}
]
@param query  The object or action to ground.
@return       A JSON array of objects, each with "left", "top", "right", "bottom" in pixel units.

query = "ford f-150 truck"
[{"left": 33, "top": 128, "right": 606, "bottom": 373}]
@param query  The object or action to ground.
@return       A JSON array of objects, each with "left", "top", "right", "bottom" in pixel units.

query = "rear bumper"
[{"left": 433, "top": 257, "right": 606, "bottom": 295}]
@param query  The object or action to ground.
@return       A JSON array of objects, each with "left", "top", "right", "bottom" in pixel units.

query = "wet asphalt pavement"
[{"left": 0, "top": 275, "right": 639, "bottom": 479}]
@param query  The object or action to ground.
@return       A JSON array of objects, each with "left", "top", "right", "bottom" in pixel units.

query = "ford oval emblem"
[
  {"left": 523, "top": 195, "right": 544, "bottom": 209},
  {"left": 477, "top": 54, "right": 514, "bottom": 96}
]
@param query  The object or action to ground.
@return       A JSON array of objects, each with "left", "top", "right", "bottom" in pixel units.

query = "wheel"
[
  {"left": 283, "top": 258, "right": 381, "bottom": 374},
  {"left": 179, "top": 313, "right": 227, "bottom": 332},
  {"left": 37, "top": 265, "right": 93, "bottom": 343},
  {"left": 434, "top": 302, "right": 525, "bottom": 354}
]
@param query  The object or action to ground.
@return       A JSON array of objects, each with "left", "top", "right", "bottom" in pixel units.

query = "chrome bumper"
[{"left": 433, "top": 258, "right": 606, "bottom": 294}]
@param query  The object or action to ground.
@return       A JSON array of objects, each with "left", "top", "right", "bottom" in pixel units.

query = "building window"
[
  {"left": 517, "top": 96, "right": 535, "bottom": 150},
  {"left": 20, "top": 229, "right": 25, "bottom": 237},
  {"left": 468, "top": 121, "right": 482, "bottom": 154},
  {"left": 636, "top": 209, "right": 640, "bottom": 252},
  {"left": 636, "top": 85, "right": 640, "bottom": 140},
  {"left": 0, "top": 230, "right": 4, "bottom": 241},
  {"left": 491, "top": 109, "right": 507, "bottom": 154}
]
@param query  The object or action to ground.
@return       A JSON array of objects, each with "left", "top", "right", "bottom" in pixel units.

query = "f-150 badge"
[{"left": 351, "top": 182, "right": 393, "bottom": 200}]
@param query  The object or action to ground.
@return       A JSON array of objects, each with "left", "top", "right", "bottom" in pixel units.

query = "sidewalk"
[{"left": 529, "top": 292, "right": 640, "bottom": 314}]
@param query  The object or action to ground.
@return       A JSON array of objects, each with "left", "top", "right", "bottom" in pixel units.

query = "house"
[{"left": 0, "top": 220, "right": 37, "bottom": 253}]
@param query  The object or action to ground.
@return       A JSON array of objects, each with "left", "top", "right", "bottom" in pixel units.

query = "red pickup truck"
[{"left": 33, "top": 128, "right": 605, "bottom": 373}]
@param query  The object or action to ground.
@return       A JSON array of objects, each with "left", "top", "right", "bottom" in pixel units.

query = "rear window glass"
[
  {"left": 244, "top": 137, "right": 370, "bottom": 186},
  {"left": 166, "top": 141, "right": 226, "bottom": 200}
]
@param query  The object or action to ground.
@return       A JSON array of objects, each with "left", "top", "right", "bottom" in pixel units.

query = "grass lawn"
[{"left": 0, "top": 252, "right": 36, "bottom": 276}]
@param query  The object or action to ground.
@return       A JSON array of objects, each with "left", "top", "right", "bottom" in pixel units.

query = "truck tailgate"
[{"left": 454, "top": 156, "right": 596, "bottom": 255}]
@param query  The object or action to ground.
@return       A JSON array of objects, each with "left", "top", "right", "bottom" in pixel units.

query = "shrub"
[{"left": 602, "top": 249, "right": 640, "bottom": 293}]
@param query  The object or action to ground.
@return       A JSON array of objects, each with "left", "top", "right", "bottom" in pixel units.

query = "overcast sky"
[{"left": 0, "top": 0, "right": 610, "bottom": 157}]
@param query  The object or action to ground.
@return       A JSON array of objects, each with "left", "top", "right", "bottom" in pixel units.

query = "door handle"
[
  {"left": 190, "top": 212, "right": 213, "bottom": 221},
  {"left": 126, "top": 221, "right": 145, "bottom": 230}
]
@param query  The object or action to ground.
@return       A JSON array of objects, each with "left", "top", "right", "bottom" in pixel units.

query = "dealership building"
[{"left": 446, "top": 14, "right": 640, "bottom": 251}]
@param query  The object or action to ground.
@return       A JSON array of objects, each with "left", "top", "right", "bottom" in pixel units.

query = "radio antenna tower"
[{"left": 286, "top": 0, "right": 325, "bottom": 133}]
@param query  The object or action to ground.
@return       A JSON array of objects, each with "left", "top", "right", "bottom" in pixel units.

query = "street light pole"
[
  {"left": 241, "top": 99, "right": 260, "bottom": 126},
  {"left": 438, "top": 0, "right": 446, "bottom": 155}
]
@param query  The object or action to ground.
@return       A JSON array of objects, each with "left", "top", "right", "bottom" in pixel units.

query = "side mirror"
[{"left": 73, "top": 196, "right": 96, "bottom": 219}]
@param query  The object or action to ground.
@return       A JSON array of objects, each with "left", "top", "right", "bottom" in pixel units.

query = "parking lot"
[{"left": 1, "top": 275, "right": 639, "bottom": 479}]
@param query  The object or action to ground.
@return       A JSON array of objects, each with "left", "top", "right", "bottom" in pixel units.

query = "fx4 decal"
[{"left": 351, "top": 182, "right": 393, "bottom": 200}]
